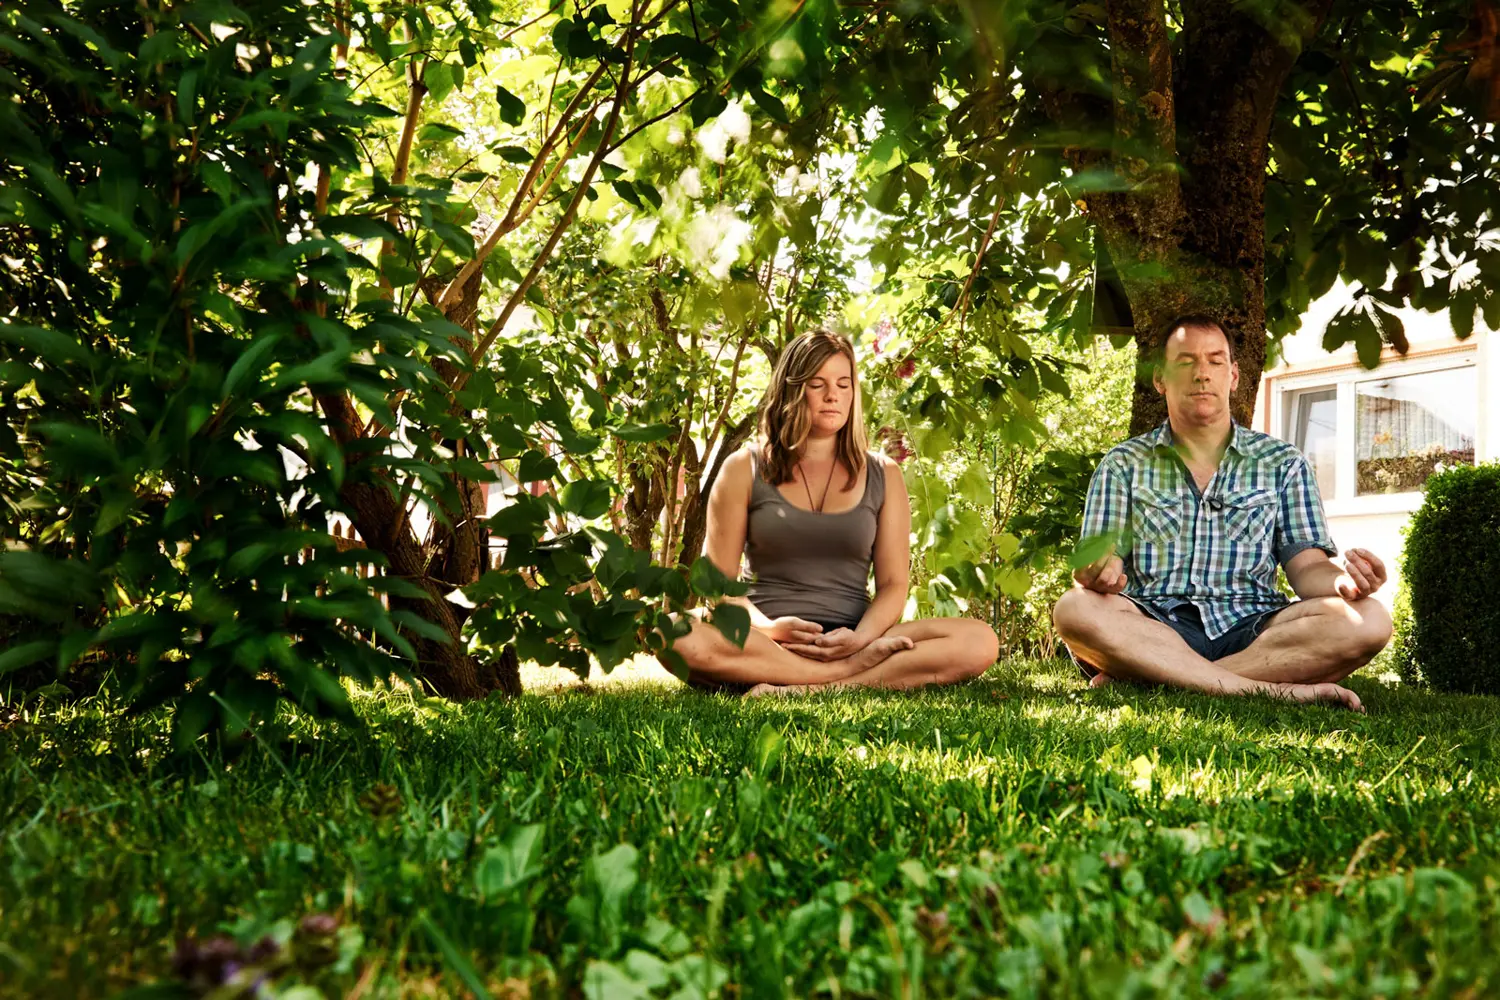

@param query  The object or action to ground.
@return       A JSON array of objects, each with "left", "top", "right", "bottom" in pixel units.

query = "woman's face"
[{"left": 803, "top": 351, "right": 854, "bottom": 438}]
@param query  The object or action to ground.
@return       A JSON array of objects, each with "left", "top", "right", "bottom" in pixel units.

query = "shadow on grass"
[{"left": 4, "top": 659, "right": 1499, "bottom": 998}]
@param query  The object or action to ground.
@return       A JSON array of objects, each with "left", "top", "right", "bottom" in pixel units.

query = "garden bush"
[
  {"left": 1399, "top": 463, "right": 1500, "bottom": 694},
  {"left": 1389, "top": 581, "right": 1418, "bottom": 686}
]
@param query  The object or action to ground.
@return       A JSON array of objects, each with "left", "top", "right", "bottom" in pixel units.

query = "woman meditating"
[{"left": 666, "top": 330, "right": 999, "bottom": 696}]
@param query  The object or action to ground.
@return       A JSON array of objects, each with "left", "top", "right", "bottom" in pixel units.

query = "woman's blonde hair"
[{"left": 756, "top": 329, "right": 868, "bottom": 490}]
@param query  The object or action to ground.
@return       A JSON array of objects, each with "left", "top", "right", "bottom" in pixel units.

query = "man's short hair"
[{"left": 1156, "top": 314, "right": 1236, "bottom": 365}]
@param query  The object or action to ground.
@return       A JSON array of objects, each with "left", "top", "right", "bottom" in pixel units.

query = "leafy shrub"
[
  {"left": 1399, "top": 463, "right": 1500, "bottom": 694},
  {"left": 1389, "top": 581, "right": 1418, "bottom": 685},
  {"left": 0, "top": 1, "right": 433, "bottom": 739}
]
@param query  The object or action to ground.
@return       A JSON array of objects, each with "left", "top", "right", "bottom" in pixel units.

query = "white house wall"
[{"left": 1253, "top": 282, "right": 1496, "bottom": 607}]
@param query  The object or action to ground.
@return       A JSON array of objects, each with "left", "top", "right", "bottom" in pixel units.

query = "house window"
[
  {"left": 1355, "top": 368, "right": 1478, "bottom": 495},
  {"left": 1285, "top": 386, "right": 1338, "bottom": 499}
]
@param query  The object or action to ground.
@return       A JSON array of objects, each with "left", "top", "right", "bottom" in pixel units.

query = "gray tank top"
[{"left": 744, "top": 450, "right": 887, "bottom": 630}]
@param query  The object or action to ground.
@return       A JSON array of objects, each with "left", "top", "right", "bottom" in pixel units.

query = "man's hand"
[
  {"left": 1074, "top": 554, "right": 1128, "bottom": 595},
  {"left": 783, "top": 627, "right": 869, "bottom": 662},
  {"left": 765, "top": 616, "right": 824, "bottom": 646},
  {"left": 1335, "top": 548, "right": 1387, "bottom": 601}
]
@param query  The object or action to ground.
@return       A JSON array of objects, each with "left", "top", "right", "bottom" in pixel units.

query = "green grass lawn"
[{"left": 4, "top": 659, "right": 1499, "bottom": 999}]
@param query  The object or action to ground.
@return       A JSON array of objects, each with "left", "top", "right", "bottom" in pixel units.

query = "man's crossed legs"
[{"left": 1052, "top": 590, "right": 1393, "bottom": 711}]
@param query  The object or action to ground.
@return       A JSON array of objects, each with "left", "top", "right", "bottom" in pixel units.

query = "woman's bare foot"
[
  {"left": 836, "top": 635, "right": 914, "bottom": 675},
  {"left": 1257, "top": 681, "right": 1364, "bottom": 712},
  {"left": 744, "top": 638, "right": 915, "bottom": 698},
  {"left": 746, "top": 682, "right": 811, "bottom": 698},
  {"left": 1088, "top": 672, "right": 1113, "bottom": 689}
]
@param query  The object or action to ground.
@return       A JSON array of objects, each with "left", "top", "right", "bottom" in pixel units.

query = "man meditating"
[{"left": 1052, "top": 315, "right": 1392, "bottom": 711}]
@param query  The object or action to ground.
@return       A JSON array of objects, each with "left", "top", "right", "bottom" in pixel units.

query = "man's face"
[{"left": 1153, "top": 323, "right": 1239, "bottom": 426}]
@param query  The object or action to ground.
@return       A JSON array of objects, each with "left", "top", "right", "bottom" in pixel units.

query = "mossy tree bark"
[{"left": 1045, "top": 0, "right": 1337, "bottom": 435}]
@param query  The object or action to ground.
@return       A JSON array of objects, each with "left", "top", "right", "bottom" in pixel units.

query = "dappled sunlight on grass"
[
  {"left": 6, "top": 657, "right": 1500, "bottom": 997},
  {"left": 521, "top": 652, "right": 686, "bottom": 692}
]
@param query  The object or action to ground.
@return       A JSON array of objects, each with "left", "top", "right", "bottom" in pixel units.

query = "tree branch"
[
  {"left": 460, "top": 0, "right": 645, "bottom": 381},
  {"left": 437, "top": 62, "right": 611, "bottom": 309},
  {"left": 379, "top": 54, "right": 429, "bottom": 277}
]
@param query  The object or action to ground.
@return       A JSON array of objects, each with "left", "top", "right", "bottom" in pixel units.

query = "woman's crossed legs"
[{"left": 666, "top": 615, "right": 999, "bottom": 696}]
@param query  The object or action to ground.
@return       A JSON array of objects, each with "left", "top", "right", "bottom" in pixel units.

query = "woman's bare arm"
[
  {"left": 855, "top": 455, "right": 910, "bottom": 643},
  {"left": 702, "top": 448, "right": 781, "bottom": 632}
]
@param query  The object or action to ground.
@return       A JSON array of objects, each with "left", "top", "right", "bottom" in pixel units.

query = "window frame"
[{"left": 1268, "top": 348, "right": 1479, "bottom": 518}]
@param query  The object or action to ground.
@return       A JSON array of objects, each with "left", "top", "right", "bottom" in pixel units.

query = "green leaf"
[
  {"left": 1373, "top": 304, "right": 1407, "bottom": 353},
  {"left": 864, "top": 171, "right": 903, "bottom": 214},
  {"left": 137, "top": 29, "right": 184, "bottom": 71},
  {"left": 496, "top": 145, "right": 534, "bottom": 164},
  {"left": 228, "top": 109, "right": 297, "bottom": 136},
  {"left": 558, "top": 479, "right": 612, "bottom": 519},
  {"left": 321, "top": 215, "right": 401, "bottom": 243},
  {"left": 432, "top": 220, "right": 476, "bottom": 258},
  {"left": 1069, "top": 532, "right": 1119, "bottom": 570},
  {"left": 36, "top": 422, "right": 117, "bottom": 471},
  {"left": 422, "top": 61, "right": 456, "bottom": 104},
  {"left": 581, "top": 961, "right": 651, "bottom": 1000},
  {"left": 1451, "top": 290, "right": 1476, "bottom": 340},
  {"left": 380, "top": 257, "right": 421, "bottom": 287},
  {"left": 612, "top": 180, "right": 644, "bottom": 208},
  {"left": 517, "top": 450, "right": 559, "bottom": 482},
  {"left": 221, "top": 331, "right": 283, "bottom": 399},
  {"left": 690, "top": 91, "right": 728, "bottom": 126},
  {"left": 475, "top": 824, "right": 546, "bottom": 898},
  {"left": 177, "top": 68, "right": 198, "bottom": 126},
  {"left": 752, "top": 722, "right": 784, "bottom": 776},
  {"left": 651, "top": 33, "right": 717, "bottom": 66},
  {"left": 997, "top": 566, "right": 1031, "bottom": 600},
  {"left": 0, "top": 640, "right": 56, "bottom": 676},
  {"left": 688, "top": 555, "right": 729, "bottom": 596},
  {"left": 749, "top": 87, "right": 789, "bottom": 123},
  {"left": 552, "top": 18, "right": 576, "bottom": 57},
  {"left": 173, "top": 691, "right": 218, "bottom": 751},
  {"left": 708, "top": 601, "right": 750, "bottom": 649},
  {"left": 613, "top": 422, "right": 675, "bottom": 442},
  {"left": 495, "top": 85, "right": 526, "bottom": 126},
  {"left": 862, "top": 133, "right": 904, "bottom": 178},
  {"left": 589, "top": 843, "right": 639, "bottom": 912},
  {"left": 0, "top": 323, "right": 94, "bottom": 368},
  {"left": 1354, "top": 322, "right": 1383, "bottom": 369},
  {"left": 418, "top": 122, "right": 465, "bottom": 142}
]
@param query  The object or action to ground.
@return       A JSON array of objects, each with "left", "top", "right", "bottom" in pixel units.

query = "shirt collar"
[{"left": 1152, "top": 419, "right": 1248, "bottom": 456}]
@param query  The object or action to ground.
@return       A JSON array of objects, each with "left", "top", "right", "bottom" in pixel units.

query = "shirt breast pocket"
[
  {"left": 1221, "top": 488, "right": 1277, "bottom": 547},
  {"left": 1131, "top": 487, "right": 1183, "bottom": 580}
]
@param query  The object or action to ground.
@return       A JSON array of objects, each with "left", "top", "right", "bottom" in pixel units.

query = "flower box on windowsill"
[{"left": 1355, "top": 448, "right": 1475, "bottom": 496}]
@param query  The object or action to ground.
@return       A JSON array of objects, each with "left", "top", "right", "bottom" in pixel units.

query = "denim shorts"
[{"left": 1070, "top": 598, "right": 1284, "bottom": 680}]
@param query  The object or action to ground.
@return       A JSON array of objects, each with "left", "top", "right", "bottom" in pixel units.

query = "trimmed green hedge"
[{"left": 1399, "top": 463, "right": 1500, "bottom": 693}]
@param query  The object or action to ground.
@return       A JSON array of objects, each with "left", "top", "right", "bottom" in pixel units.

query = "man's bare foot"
[
  {"left": 1257, "top": 681, "right": 1364, "bottom": 712},
  {"left": 836, "top": 635, "right": 915, "bottom": 675}
]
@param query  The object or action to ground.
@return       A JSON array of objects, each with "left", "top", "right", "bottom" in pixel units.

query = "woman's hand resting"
[
  {"left": 782, "top": 627, "right": 869, "bottom": 662},
  {"left": 764, "top": 616, "right": 825, "bottom": 646}
]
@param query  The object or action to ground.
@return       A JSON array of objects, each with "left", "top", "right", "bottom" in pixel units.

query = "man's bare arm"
[{"left": 1284, "top": 547, "right": 1387, "bottom": 601}]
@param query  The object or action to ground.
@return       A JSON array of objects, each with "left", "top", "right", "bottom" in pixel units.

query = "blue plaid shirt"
[{"left": 1080, "top": 420, "right": 1337, "bottom": 639}]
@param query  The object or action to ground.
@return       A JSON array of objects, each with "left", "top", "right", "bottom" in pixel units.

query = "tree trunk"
[
  {"left": 623, "top": 444, "right": 668, "bottom": 553},
  {"left": 318, "top": 262, "right": 522, "bottom": 701},
  {"left": 674, "top": 412, "right": 756, "bottom": 567},
  {"left": 1060, "top": 0, "right": 1336, "bottom": 436},
  {"left": 335, "top": 470, "right": 519, "bottom": 699}
]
